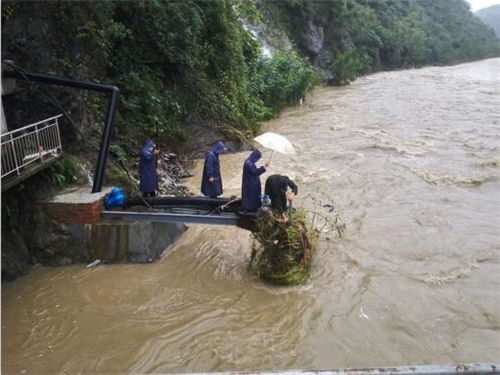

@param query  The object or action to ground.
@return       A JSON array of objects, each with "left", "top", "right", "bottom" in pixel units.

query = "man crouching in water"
[{"left": 264, "top": 174, "right": 298, "bottom": 223}]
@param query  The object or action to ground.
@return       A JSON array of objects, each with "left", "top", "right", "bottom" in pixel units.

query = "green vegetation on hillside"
[
  {"left": 2, "top": 0, "right": 317, "bottom": 150},
  {"left": 263, "top": 0, "right": 500, "bottom": 84},
  {"left": 2, "top": 0, "right": 498, "bottom": 147},
  {"left": 1, "top": 0, "right": 499, "bottom": 282}
]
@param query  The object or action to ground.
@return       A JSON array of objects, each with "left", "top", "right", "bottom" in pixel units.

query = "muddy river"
[{"left": 2, "top": 58, "right": 499, "bottom": 374}]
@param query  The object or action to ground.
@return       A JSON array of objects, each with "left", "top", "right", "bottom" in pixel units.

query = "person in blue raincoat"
[
  {"left": 139, "top": 140, "right": 160, "bottom": 197},
  {"left": 201, "top": 141, "right": 226, "bottom": 198},
  {"left": 241, "top": 149, "right": 269, "bottom": 211}
]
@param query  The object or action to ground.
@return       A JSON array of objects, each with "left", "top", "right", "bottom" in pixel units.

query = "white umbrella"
[{"left": 253, "top": 132, "right": 295, "bottom": 161}]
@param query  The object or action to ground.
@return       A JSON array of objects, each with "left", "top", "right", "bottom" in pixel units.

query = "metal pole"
[
  {"left": 92, "top": 87, "right": 119, "bottom": 193},
  {"left": 48, "top": 122, "right": 55, "bottom": 150},
  {"left": 2, "top": 70, "right": 118, "bottom": 94},
  {"left": 101, "top": 210, "right": 240, "bottom": 226},
  {"left": 56, "top": 117, "right": 63, "bottom": 153},
  {"left": 288, "top": 200, "right": 293, "bottom": 225},
  {"left": 2, "top": 69, "right": 120, "bottom": 193},
  {"left": 268, "top": 150, "right": 274, "bottom": 163},
  {"left": 10, "top": 133, "right": 20, "bottom": 175},
  {"left": 35, "top": 124, "right": 44, "bottom": 162}
]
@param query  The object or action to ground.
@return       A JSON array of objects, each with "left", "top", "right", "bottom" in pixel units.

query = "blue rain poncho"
[
  {"left": 139, "top": 140, "right": 158, "bottom": 194},
  {"left": 241, "top": 149, "right": 266, "bottom": 211},
  {"left": 201, "top": 141, "right": 226, "bottom": 198}
]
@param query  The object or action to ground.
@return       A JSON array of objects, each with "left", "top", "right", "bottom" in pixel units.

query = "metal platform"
[
  {"left": 102, "top": 196, "right": 257, "bottom": 231},
  {"left": 1, "top": 155, "right": 59, "bottom": 191},
  {"left": 101, "top": 210, "right": 241, "bottom": 226}
]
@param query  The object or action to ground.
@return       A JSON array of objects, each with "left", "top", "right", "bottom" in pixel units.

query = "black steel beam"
[
  {"left": 127, "top": 196, "right": 235, "bottom": 207},
  {"left": 93, "top": 88, "right": 119, "bottom": 193},
  {"left": 2, "top": 69, "right": 119, "bottom": 193},
  {"left": 2, "top": 70, "right": 118, "bottom": 93},
  {"left": 101, "top": 210, "right": 240, "bottom": 226}
]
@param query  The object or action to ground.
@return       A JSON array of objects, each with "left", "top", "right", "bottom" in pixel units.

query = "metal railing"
[{"left": 1, "top": 114, "right": 63, "bottom": 178}]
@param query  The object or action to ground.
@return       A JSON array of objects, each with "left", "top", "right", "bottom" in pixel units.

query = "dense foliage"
[
  {"left": 263, "top": 0, "right": 500, "bottom": 84},
  {"left": 2, "top": 0, "right": 317, "bottom": 150},
  {"left": 2, "top": 0, "right": 498, "bottom": 147}
]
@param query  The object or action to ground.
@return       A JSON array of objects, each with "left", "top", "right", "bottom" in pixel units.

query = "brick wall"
[{"left": 43, "top": 198, "right": 105, "bottom": 224}]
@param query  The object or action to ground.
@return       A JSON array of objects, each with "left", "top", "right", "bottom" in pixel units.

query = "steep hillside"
[
  {"left": 475, "top": 5, "right": 500, "bottom": 37},
  {"left": 1, "top": 1, "right": 316, "bottom": 153},
  {"left": 258, "top": 0, "right": 500, "bottom": 84},
  {"left": 2, "top": 0, "right": 498, "bottom": 148}
]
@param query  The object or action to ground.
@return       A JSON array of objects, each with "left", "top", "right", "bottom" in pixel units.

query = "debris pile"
[{"left": 250, "top": 208, "right": 318, "bottom": 285}]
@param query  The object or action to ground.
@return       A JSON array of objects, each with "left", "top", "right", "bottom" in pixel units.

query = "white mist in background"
[{"left": 467, "top": 0, "right": 500, "bottom": 12}]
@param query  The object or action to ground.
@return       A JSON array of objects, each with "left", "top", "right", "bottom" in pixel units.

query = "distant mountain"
[{"left": 476, "top": 5, "right": 500, "bottom": 38}]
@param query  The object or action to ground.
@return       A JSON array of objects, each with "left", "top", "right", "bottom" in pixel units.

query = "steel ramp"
[
  {"left": 102, "top": 196, "right": 257, "bottom": 230},
  {"left": 101, "top": 210, "right": 240, "bottom": 226}
]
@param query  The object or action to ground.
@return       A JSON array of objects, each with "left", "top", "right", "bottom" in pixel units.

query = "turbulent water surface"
[{"left": 2, "top": 59, "right": 500, "bottom": 374}]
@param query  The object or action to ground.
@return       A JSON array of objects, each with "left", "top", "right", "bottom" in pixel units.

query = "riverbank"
[
  {"left": 0, "top": 129, "right": 253, "bottom": 282},
  {"left": 2, "top": 59, "right": 499, "bottom": 372}
]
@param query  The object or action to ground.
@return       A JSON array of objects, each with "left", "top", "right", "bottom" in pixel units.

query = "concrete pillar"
[
  {"left": 1, "top": 97, "right": 7, "bottom": 134},
  {"left": 1, "top": 76, "right": 17, "bottom": 134},
  {"left": 40, "top": 187, "right": 187, "bottom": 263}
]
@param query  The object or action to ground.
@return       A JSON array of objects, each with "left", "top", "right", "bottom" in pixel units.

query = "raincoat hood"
[
  {"left": 140, "top": 140, "right": 158, "bottom": 193},
  {"left": 144, "top": 140, "right": 156, "bottom": 151},
  {"left": 249, "top": 149, "right": 262, "bottom": 162},
  {"left": 212, "top": 141, "right": 227, "bottom": 155}
]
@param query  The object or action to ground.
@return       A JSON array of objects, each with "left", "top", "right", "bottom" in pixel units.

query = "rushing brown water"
[{"left": 2, "top": 59, "right": 499, "bottom": 374}]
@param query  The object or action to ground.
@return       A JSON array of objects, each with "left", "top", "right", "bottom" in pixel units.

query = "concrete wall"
[
  {"left": 2, "top": 187, "right": 187, "bottom": 282},
  {"left": 40, "top": 187, "right": 187, "bottom": 264},
  {"left": 87, "top": 220, "right": 186, "bottom": 263},
  {"left": 1, "top": 97, "right": 8, "bottom": 134},
  {"left": 2, "top": 77, "right": 17, "bottom": 134}
]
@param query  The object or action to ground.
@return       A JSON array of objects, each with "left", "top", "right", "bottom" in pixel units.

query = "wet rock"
[
  {"left": 179, "top": 170, "right": 195, "bottom": 179},
  {"left": 306, "top": 21, "right": 324, "bottom": 54},
  {"left": 59, "top": 257, "right": 73, "bottom": 266},
  {"left": 1, "top": 230, "right": 32, "bottom": 282},
  {"left": 163, "top": 153, "right": 177, "bottom": 161},
  {"left": 26, "top": 211, "right": 91, "bottom": 266},
  {"left": 161, "top": 175, "right": 177, "bottom": 188}
]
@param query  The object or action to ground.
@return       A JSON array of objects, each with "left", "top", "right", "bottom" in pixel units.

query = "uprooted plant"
[{"left": 250, "top": 200, "right": 344, "bottom": 285}]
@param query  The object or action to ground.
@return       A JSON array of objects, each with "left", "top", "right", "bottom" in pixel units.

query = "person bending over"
[{"left": 264, "top": 174, "right": 298, "bottom": 222}]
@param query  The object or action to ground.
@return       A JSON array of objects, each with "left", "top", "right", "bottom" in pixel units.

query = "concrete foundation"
[
  {"left": 87, "top": 220, "right": 186, "bottom": 263},
  {"left": 40, "top": 187, "right": 187, "bottom": 264}
]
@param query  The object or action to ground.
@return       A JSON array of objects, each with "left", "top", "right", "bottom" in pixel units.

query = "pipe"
[
  {"left": 2, "top": 70, "right": 118, "bottom": 93},
  {"left": 92, "top": 87, "right": 119, "bottom": 193},
  {"left": 127, "top": 196, "right": 234, "bottom": 207},
  {"left": 102, "top": 210, "right": 240, "bottom": 226},
  {"left": 2, "top": 69, "right": 120, "bottom": 193}
]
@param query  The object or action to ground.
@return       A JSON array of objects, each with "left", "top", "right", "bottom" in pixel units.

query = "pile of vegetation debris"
[{"left": 250, "top": 208, "right": 319, "bottom": 285}]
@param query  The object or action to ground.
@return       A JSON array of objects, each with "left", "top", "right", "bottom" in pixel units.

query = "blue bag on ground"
[{"left": 104, "top": 187, "right": 126, "bottom": 209}]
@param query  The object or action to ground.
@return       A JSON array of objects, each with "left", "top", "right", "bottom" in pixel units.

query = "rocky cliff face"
[
  {"left": 247, "top": 5, "right": 337, "bottom": 83},
  {"left": 254, "top": 0, "right": 500, "bottom": 85}
]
